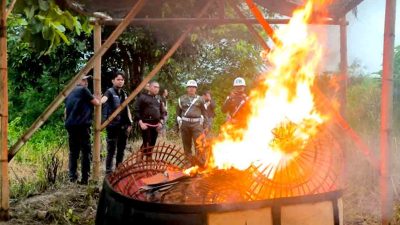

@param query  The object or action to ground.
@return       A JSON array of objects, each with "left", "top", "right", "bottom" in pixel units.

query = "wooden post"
[
  {"left": 101, "top": 0, "right": 215, "bottom": 130},
  {"left": 339, "top": 17, "right": 348, "bottom": 117},
  {"left": 8, "top": 0, "right": 147, "bottom": 161},
  {"left": 380, "top": 0, "right": 396, "bottom": 224},
  {"left": 93, "top": 23, "right": 102, "bottom": 181},
  {"left": 0, "top": 0, "right": 9, "bottom": 220}
]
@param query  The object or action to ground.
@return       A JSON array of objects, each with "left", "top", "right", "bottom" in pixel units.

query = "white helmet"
[
  {"left": 233, "top": 77, "right": 246, "bottom": 87},
  {"left": 186, "top": 80, "right": 198, "bottom": 87}
]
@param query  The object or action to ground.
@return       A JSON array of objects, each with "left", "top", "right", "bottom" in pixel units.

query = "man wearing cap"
[
  {"left": 65, "top": 75, "right": 100, "bottom": 185},
  {"left": 222, "top": 77, "right": 248, "bottom": 122},
  {"left": 176, "top": 80, "right": 208, "bottom": 157}
]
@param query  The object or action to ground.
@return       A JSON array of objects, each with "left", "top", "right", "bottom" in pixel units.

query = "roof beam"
[
  {"left": 95, "top": 18, "right": 341, "bottom": 26},
  {"left": 337, "top": 0, "right": 365, "bottom": 18}
]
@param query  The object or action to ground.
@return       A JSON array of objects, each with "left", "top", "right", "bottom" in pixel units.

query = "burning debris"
[{"left": 109, "top": 0, "right": 343, "bottom": 205}]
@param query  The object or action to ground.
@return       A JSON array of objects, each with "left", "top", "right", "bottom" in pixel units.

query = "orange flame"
[{"left": 202, "top": 1, "right": 331, "bottom": 177}]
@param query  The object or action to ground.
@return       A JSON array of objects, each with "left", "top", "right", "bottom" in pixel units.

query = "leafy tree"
[
  {"left": 13, "top": 0, "right": 92, "bottom": 54},
  {"left": 7, "top": 12, "right": 92, "bottom": 127}
]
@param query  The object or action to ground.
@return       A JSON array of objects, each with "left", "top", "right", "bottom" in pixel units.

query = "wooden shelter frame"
[{"left": 0, "top": 0, "right": 396, "bottom": 224}]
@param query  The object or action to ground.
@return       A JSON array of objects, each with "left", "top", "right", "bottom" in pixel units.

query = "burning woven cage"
[{"left": 96, "top": 126, "right": 344, "bottom": 225}]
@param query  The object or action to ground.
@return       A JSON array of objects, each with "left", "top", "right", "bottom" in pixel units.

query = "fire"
[{"left": 203, "top": 1, "right": 331, "bottom": 177}]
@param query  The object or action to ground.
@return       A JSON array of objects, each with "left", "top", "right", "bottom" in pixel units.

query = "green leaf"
[
  {"left": 38, "top": 0, "right": 49, "bottom": 11},
  {"left": 41, "top": 26, "right": 51, "bottom": 40},
  {"left": 54, "top": 27, "right": 70, "bottom": 45},
  {"left": 23, "top": 6, "right": 36, "bottom": 19},
  {"left": 30, "top": 19, "right": 43, "bottom": 34},
  {"left": 53, "top": 23, "right": 66, "bottom": 33}
]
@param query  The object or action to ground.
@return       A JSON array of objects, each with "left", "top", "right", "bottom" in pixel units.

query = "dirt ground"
[{"left": 1, "top": 182, "right": 100, "bottom": 225}]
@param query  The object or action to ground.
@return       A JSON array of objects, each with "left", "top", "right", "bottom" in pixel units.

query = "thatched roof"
[{"left": 61, "top": 0, "right": 363, "bottom": 22}]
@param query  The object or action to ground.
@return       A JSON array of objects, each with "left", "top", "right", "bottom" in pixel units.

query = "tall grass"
[
  {"left": 8, "top": 117, "right": 68, "bottom": 200},
  {"left": 342, "top": 74, "right": 400, "bottom": 224}
]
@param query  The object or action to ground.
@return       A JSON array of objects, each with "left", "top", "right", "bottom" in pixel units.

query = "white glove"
[{"left": 177, "top": 116, "right": 182, "bottom": 128}]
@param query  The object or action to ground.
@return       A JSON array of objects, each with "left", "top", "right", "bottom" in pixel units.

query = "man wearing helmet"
[
  {"left": 222, "top": 77, "right": 248, "bottom": 122},
  {"left": 176, "top": 80, "right": 208, "bottom": 156}
]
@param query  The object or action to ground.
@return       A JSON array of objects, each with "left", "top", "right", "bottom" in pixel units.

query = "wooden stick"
[
  {"left": 380, "top": 0, "right": 396, "bottom": 223},
  {"left": 8, "top": 0, "right": 148, "bottom": 161},
  {"left": 92, "top": 23, "right": 102, "bottom": 181},
  {"left": 0, "top": 0, "right": 9, "bottom": 220},
  {"left": 100, "top": 0, "right": 215, "bottom": 130},
  {"left": 5, "top": 0, "right": 15, "bottom": 18},
  {"left": 339, "top": 17, "right": 348, "bottom": 117},
  {"left": 245, "top": 0, "right": 282, "bottom": 46}
]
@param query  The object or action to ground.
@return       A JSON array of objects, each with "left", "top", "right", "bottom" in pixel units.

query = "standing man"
[
  {"left": 202, "top": 90, "right": 216, "bottom": 132},
  {"left": 176, "top": 80, "right": 208, "bottom": 156},
  {"left": 133, "top": 81, "right": 165, "bottom": 159},
  {"left": 101, "top": 71, "right": 133, "bottom": 174},
  {"left": 222, "top": 77, "right": 248, "bottom": 122},
  {"left": 65, "top": 75, "right": 100, "bottom": 185}
]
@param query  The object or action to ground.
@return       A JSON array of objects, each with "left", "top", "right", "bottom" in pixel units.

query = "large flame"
[{"left": 202, "top": 1, "right": 331, "bottom": 177}]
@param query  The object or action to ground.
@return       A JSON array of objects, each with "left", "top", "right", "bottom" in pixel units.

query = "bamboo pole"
[
  {"left": 92, "top": 23, "right": 102, "bottom": 181},
  {"left": 339, "top": 16, "right": 348, "bottom": 117},
  {"left": 8, "top": 0, "right": 147, "bottom": 161},
  {"left": 101, "top": 0, "right": 215, "bottom": 130},
  {"left": 0, "top": 0, "right": 9, "bottom": 220},
  {"left": 245, "top": 0, "right": 282, "bottom": 46},
  {"left": 5, "top": 0, "right": 16, "bottom": 18},
  {"left": 228, "top": 0, "right": 270, "bottom": 51},
  {"left": 380, "top": 0, "right": 396, "bottom": 224}
]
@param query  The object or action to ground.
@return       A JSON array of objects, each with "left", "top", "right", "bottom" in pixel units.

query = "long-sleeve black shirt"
[{"left": 133, "top": 93, "right": 165, "bottom": 123}]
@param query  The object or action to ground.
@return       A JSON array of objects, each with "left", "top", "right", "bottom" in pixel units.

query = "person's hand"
[
  {"left": 139, "top": 121, "right": 148, "bottom": 130},
  {"left": 127, "top": 125, "right": 133, "bottom": 133},
  {"left": 156, "top": 123, "right": 163, "bottom": 132}
]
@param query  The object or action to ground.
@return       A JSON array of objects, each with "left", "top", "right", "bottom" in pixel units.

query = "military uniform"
[
  {"left": 222, "top": 90, "right": 248, "bottom": 120},
  {"left": 177, "top": 94, "right": 208, "bottom": 156}
]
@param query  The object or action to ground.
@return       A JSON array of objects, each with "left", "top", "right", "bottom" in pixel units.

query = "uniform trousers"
[{"left": 180, "top": 121, "right": 203, "bottom": 156}]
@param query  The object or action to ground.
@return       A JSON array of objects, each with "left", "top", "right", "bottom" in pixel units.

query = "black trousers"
[
  {"left": 105, "top": 126, "right": 128, "bottom": 174},
  {"left": 67, "top": 125, "right": 91, "bottom": 182},
  {"left": 140, "top": 126, "right": 159, "bottom": 155}
]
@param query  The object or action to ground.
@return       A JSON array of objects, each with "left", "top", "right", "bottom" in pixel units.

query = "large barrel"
[{"left": 96, "top": 179, "right": 343, "bottom": 225}]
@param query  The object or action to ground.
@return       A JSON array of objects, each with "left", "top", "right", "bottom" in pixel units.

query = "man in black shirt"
[
  {"left": 101, "top": 72, "right": 133, "bottom": 174},
  {"left": 133, "top": 81, "right": 165, "bottom": 159},
  {"left": 65, "top": 75, "right": 100, "bottom": 184}
]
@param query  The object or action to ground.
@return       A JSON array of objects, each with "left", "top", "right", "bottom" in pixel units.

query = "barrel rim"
[{"left": 102, "top": 178, "right": 342, "bottom": 213}]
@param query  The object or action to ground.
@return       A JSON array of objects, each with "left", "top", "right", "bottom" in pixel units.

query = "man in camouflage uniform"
[
  {"left": 222, "top": 77, "right": 248, "bottom": 122},
  {"left": 176, "top": 80, "right": 208, "bottom": 156}
]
